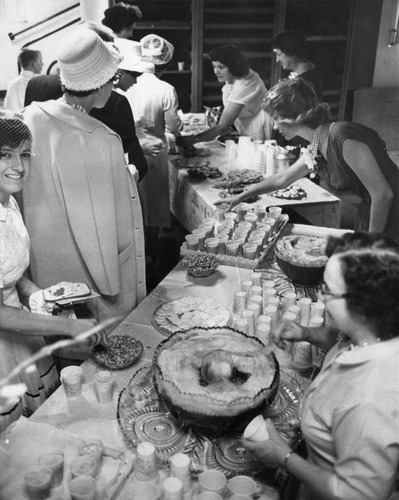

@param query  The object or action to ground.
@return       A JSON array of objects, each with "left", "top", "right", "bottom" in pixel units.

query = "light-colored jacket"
[{"left": 23, "top": 100, "right": 146, "bottom": 324}]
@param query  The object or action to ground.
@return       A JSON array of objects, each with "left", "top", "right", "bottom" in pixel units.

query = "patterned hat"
[
  {"left": 0, "top": 110, "right": 32, "bottom": 150},
  {"left": 57, "top": 28, "right": 122, "bottom": 91},
  {"left": 140, "top": 34, "right": 174, "bottom": 65}
]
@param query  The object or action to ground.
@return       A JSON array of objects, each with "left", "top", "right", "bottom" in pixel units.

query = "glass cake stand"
[{"left": 117, "top": 365, "right": 304, "bottom": 475}]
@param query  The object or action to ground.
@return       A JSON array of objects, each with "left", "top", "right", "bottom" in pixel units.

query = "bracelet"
[{"left": 282, "top": 450, "right": 295, "bottom": 470}]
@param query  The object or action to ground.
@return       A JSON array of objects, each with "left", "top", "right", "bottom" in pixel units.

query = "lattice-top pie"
[{"left": 153, "top": 327, "right": 279, "bottom": 430}]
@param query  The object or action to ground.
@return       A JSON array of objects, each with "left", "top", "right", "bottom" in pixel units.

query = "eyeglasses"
[{"left": 319, "top": 281, "right": 351, "bottom": 301}]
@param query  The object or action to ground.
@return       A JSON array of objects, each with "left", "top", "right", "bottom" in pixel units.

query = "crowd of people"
[{"left": 1, "top": 5, "right": 399, "bottom": 497}]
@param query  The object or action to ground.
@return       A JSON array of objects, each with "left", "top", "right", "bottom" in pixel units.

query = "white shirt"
[
  {"left": 300, "top": 337, "right": 399, "bottom": 500},
  {"left": 4, "top": 70, "right": 37, "bottom": 111}
]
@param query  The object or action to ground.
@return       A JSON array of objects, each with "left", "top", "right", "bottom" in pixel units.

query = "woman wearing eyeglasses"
[
  {"left": 242, "top": 232, "right": 399, "bottom": 500},
  {"left": 22, "top": 28, "right": 146, "bottom": 334}
]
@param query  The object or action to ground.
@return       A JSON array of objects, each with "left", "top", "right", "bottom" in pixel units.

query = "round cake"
[{"left": 153, "top": 327, "right": 279, "bottom": 435}]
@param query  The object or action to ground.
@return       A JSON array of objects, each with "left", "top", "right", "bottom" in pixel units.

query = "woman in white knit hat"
[
  {"left": 124, "top": 34, "right": 182, "bottom": 273},
  {"left": 22, "top": 28, "right": 146, "bottom": 340}
]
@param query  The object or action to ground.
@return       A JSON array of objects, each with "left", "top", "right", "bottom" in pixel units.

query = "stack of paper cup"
[
  {"left": 242, "top": 310, "right": 255, "bottom": 336},
  {"left": 170, "top": 453, "right": 192, "bottom": 495},
  {"left": 162, "top": 477, "right": 183, "bottom": 500},
  {"left": 234, "top": 317, "right": 248, "bottom": 334},
  {"left": 233, "top": 290, "right": 247, "bottom": 315},
  {"left": 256, "top": 322, "right": 271, "bottom": 346},
  {"left": 281, "top": 292, "right": 297, "bottom": 314},
  {"left": 298, "top": 297, "right": 312, "bottom": 326},
  {"left": 134, "top": 442, "right": 158, "bottom": 481}
]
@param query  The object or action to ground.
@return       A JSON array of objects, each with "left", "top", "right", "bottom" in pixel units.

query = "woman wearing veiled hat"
[
  {"left": 0, "top": 110, "right": 99, "bottom": 432},
  {"left": 124, "top": 34, "right": 182, "bottom": 270},
  {"left": 22, "top": 28, "right": 146, "bottom": 332}
]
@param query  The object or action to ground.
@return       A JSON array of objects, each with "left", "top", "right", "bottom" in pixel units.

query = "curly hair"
[
  {"left": 326, "top": 232, "right": 399, "bottom": 340},
  {"left": 263, "top": 78, "right": 330, "bottom": 128},
  {"left": 207, "top": 45, "right": 250, "bottom": 78},
  {"left": 272, "top": 30, "right": 308, "bottom": 59},
  {"left": 102, "top": 3, "right": 139, "bottom": 33}
]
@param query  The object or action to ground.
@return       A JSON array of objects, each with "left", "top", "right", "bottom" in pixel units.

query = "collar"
[
  {"left": 336, "top": 337, "right": 399, "bottom": 366},
  {"left": 20, "top": 70, "right": 36, "bottom": 78},
  {"left": 33, "top": 100, "right": 115, "bottom": 135}
]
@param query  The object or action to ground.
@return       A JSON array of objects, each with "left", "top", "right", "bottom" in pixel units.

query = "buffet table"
[
  {"left": 169, "top": 141, "right": 342, "bottom": 232},
  {"left": 0, "top": 264, "right": 288, "bottom": 500},
  {"left": 0, "top": 223, "right": 350, "bottom": 499}
]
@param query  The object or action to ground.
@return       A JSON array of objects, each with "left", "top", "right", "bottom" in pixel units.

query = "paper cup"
[
  {"left": 24, "top": 466, "right": 52, "bottom": 500},
  {"left": 38, "top": 450, "right": 64, "bottom": 487},
  {"left": 78, "top": 439, "right": 104, "bottom": 474},
  {"left": 60, "top": 366, "right": 82, "bottom": 398},
  {"left": 198, "top": 470, "right": 227, "bottom": 495},
  {"left": 69, "top": 476, "right": 97, "bottom": 500},
  {"left": 243, "top": 415, "right": 269, "bottom": 442},
  {"left": 161, "top": 476, "right": 183, "bottom": 500},
  {"left": 134, "top": 442, "right": 158, "bottom": 481},
  {"left": 170, "top": 453, "right": 192, "bottom": 493},
  {"left": 94, "top": 370, "right": 114, "bottom": 404},
  {"left": 197, "top": 492, "right": 223, "bottom": 500},
  {"left": 185, "top": 234, "right": 199, "bottom": 251},
  {"left": 130, "top": 481, "right": 160, "bottom": 499},
  {"left": 70, "top": 456, "right": 97, "bottom": 479},
  {"left": 242, "top": 243, "right": 257, "bottom": 260},
  {"left": 178, "top": 61, "right": 185, "bottom": 71},
  {"left": 227, "top": 475, "right": 257, "bottom": 497}
]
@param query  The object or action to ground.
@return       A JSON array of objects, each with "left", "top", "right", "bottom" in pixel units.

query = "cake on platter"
[{"left": 153, "top": 327, "right": 279, "bottom": 435}]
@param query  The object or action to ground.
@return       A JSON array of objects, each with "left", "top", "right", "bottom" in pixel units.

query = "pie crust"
[{"left": 153, "top": 327, "right": 279, "bottom": 432}]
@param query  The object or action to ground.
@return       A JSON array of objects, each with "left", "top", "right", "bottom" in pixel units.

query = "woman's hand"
[
  {"left": 242, "top": 419, "right": 291, "bottom": 468},
  {"left": 140, "top": 136, "right": 165, "bottom": 157},
  {"left": 214, "top": 194, "right": 241, "bottom": 211},
  {"left": 68, "top": 319, "right": 108, "bottom": 347},
  {"left": 272, "top": 320, "right": 307, "bottom": 349}
]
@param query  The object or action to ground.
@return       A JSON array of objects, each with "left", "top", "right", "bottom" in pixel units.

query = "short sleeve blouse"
[{"left": 0, "top": 196, "right": 30, "bottom": 305}]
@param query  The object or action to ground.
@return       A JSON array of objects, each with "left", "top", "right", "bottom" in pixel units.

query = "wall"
[
  {"left": 0, "top": 0, "right": 81, "bottom": 91},
  {"left": 373, "top": 0, "right": 399, "bottom": 85}
]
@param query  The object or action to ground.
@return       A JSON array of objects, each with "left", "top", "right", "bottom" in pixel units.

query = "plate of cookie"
[{"left": 269, "top": 184, "right": 307, "bottom": 200}]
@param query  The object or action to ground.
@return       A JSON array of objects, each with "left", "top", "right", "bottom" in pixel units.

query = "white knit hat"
[
  {"left": 140, "top": 34, "right": 174, "bottom": 65},
  {"left": 57, "top": 28, "right": 122, "bottom": 91}
]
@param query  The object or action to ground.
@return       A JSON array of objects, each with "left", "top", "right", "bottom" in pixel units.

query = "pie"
[
  {"left": 275, "top": 235, "right": 328, "bottom": 267},
  {"left": 153, "top": 327, "right": 279, "bottom": 429},
  {"left": 153, "top": 297, "right": 231, "bottom": 335},
  {"left": 43, "top": 282, "right": 91, "bottom": 302},
  {"left": 92, "top": 335, "right": 143, "bottom": 370}
]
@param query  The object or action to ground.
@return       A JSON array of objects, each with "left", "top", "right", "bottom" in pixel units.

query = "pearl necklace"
[
  {"left": 309, "top": 126, "right": 321, "bottom": 159},
  {"left": 349, "top": 338, "right": 381, "bottom": 350},
  {"left": 62, "top": 98, "right": 88, "bottom": 115}
]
